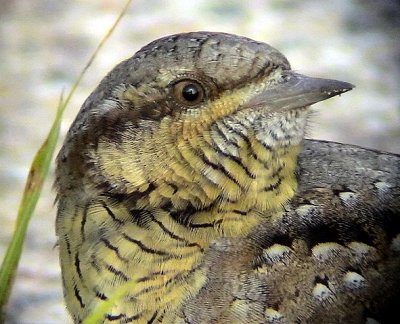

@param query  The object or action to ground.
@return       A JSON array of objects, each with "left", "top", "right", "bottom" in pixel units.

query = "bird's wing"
[{"left": 181, "top": 139, "right": 400, "bottom": 324}]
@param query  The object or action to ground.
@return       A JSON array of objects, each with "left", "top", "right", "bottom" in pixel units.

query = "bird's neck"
[
  {"left": 84, "top": 122, "right": 302, "bottom": 319},
  {"left": 135, "top": 120, "right": 301, "bottom": 239}
]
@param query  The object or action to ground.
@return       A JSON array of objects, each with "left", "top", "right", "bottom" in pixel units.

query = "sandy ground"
[{"left": 0, "top": 0, "right": 399, "bottom": 323}]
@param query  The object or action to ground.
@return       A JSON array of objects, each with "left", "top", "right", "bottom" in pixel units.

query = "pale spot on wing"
[
  {"left": 343, "top": 271, "right": 365, "bottom": 289},
  {"left": 295, "top": 204, "right": 315, "bottom": 217},
  {"left": 390, "top": 233, "right": 400, "bottom": 252},
  {"left": 263, "top": 244, "right": 293, "bottom": 264},
  {"left": 374, "top": 181, "right": 394, "bottom": 191},
  {"left": 311, "top": 242, "right": 343, "bottom": 261},
  {"left": 347, "top": 241, "right": 374, "bottom": 256},
  {"left": 338, "top": 191, "right": 358, "bottom": 206},
  {"left": 312, "top": 283, "right": 333, "bottom": 301},
  {"left": 265, "top": 307, "right": 284, "bottom": 321}
]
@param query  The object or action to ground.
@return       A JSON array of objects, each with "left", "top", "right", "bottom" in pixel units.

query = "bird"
[{"left": 55, "top": 32, "right": 400, "bottom": 323}]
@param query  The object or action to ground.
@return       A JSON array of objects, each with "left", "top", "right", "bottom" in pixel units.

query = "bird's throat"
[
  {"left": 135, "top": 125, "right": 301, "bottom": 239},
  {"left": 82, "top": 130, "right": 302, "bottom": 320}
]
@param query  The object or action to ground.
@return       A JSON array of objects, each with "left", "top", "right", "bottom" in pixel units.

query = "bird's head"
[{"left": 56, "top": 32, "right": 353, "bottom": 202}]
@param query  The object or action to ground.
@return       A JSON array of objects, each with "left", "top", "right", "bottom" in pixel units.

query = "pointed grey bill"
[{"left": 244, "top": 71, "right": 354, "bottom": 112}]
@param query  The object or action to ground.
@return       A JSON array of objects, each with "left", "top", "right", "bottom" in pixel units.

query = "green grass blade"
[
  {"left": 83, "top": 279, "right": 139, "bottom": 324},
  {"left": 0, "top": 0, "right": 133, "bottom": 321},
  {"left": 0, "top": 93, "right": 64, "bottom": 318}
]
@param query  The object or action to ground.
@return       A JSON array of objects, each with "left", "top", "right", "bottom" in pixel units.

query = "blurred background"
[{"left": 0, "top": 0, "right": 399, "bottom": 322}]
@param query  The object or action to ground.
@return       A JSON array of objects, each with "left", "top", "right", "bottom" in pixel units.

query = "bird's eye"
[{"left": 172, "top": 80, "right": 205, "bottom": 105}]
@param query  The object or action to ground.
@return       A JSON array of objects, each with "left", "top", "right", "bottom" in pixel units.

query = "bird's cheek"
[{"left": 93, "top": 139, "right": 148, "bottom": 193}]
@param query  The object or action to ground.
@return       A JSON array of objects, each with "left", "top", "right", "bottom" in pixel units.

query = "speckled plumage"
[{"left": 55, "top": 32, "right": 400, "bottom": 323}]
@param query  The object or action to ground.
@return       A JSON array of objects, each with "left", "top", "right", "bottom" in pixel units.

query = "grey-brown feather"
[{"left": 180, "top": 140, "right": 400, "bottom": 324}]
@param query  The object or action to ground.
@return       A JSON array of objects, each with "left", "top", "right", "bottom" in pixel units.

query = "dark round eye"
[
  {"left": 182, "top": 84, "right": 200, "bottom": 101},
  {"left": 173, "top": 80, "right": 205, "bottom": 105}
]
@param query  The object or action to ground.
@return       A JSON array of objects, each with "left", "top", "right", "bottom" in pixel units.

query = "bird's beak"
[{"left": 244, "top": 71, "right": 354, "bottom": 112}]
